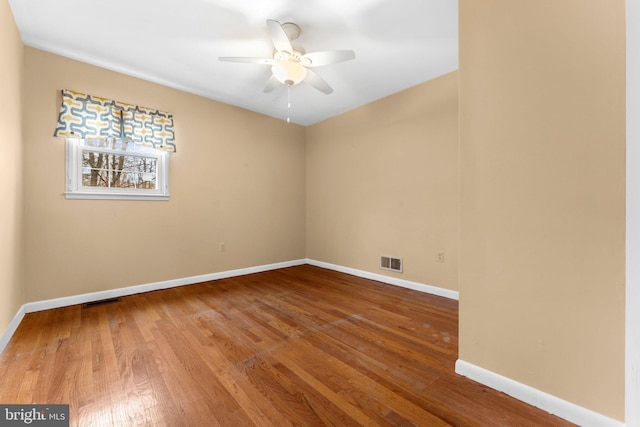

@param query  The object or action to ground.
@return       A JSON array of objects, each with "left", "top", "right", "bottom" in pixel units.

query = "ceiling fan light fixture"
[
  {"left": 219, "top": 20, "right": 354, "bottom": 95},
  {"left": 271, "top": 60, "right": 308, "bottom": 86}
]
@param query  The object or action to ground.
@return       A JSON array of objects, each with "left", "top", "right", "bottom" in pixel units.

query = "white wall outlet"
[{"left": 437, "top": 251, "right": 445, "bottom": 262}]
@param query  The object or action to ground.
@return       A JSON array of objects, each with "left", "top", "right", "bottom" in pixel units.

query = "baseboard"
[
  {"left": 0, "top": 259, "right": 306, "bottom": 355},
  {"left": 455, "top": 359, "right": 625, "bottom": 427},
  {"left": 0, "top": 305, "right": 26, "bottom": 356},
  {"left": 306, "top": 259, "right": 459, "bottom": 300}
]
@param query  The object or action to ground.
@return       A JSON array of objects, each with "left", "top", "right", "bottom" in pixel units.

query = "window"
[{"left": 66, "top": 138, "right": 169, "bottom": 200}]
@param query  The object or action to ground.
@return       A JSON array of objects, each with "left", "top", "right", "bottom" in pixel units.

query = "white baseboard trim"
[
  {"left": 0, "top": 305, "right": 26, "bottom": 356},
  {"left": 306, "top": 259, "right": 459, "bottom": 300},
  {"left": 0, "top": 259, "right": 306, "bottom": 355},
  {"left": 455, "top": 359, "right": 625, "bottom": 427},
  {"left": 23, "top": 259, "right": 306, "bottom": 314}
]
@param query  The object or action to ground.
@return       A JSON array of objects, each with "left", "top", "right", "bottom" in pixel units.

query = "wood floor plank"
[
  {"left": 278, "top": 336, "right": 443, "bottom": 426},
  {"left": 274, "top": 345, "right": 378, "bottom": 426},
  {"left": 0, "top": 265, "right": 575, "bottom": 426}
]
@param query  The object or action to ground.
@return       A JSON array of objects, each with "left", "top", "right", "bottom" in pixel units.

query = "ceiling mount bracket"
[{"left": 281, "top": 22, "right": 301, "bottom": 41}]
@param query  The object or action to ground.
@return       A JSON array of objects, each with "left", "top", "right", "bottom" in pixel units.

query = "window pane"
[
  {"left": 83, "top": 138, "right": 112, "bottom": 149},
  {"left": 81, "top": 137, "right": 157, "bottom": 154},
  {"left": 81, "top": 150, "right": 158, "bottom": 189}
]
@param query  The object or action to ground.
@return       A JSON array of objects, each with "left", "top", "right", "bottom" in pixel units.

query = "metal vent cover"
[
  {"left": 82, "top": 297, "right": 121, "bottom": 308},
  {"left": 380, "top": 256, "right": 403, "bottom": 273}
]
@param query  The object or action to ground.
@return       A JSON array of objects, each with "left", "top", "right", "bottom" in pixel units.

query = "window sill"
[{"left": 64, "top": 191, "right": 170, "bottom": 201}]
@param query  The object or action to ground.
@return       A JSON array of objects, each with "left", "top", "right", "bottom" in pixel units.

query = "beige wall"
[
  {"left": 0, "top": 0, "right": 24, "bottom": 334},
  {"left": 22, "top": 48, "right": 306, "bottom": 302},
  {"left": 306, "top": 72, "right": 459, "bottom": 291},
  {"left": 459, "top": 0, "right": 625, "bottom": 420}
]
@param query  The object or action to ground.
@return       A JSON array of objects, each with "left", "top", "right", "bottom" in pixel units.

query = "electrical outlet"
[
  {"left": 436, "top": 252, "right": 445, "bottom": 262},
  {"left": 220, "top": 242, "right": 225, "bottom": 252}
]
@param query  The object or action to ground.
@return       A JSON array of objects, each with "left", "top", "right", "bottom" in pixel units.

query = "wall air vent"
[{"left": 380, "top": 255, "right": 403, "bottom": 273}]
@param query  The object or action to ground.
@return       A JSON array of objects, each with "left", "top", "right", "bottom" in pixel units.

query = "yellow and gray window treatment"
[{"left": 54, "top": 89, "right": 176, "bottom": 152}]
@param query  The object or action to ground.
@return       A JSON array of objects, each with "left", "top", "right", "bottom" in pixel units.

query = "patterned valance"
[{"left": 53, "top": 89, "right": 176, "bottom": 152}]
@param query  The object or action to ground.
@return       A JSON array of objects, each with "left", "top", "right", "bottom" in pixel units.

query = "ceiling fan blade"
[
  {"left": 266, "top": 19, "right": 293, "bottom": 53},
  {"left": 263, "top": 75, "right": 280, "bottom": 93},
  {"left": 219, "top": 57, "right": 275, "bottom": 65},
  {"left": 304, "top": 69, "right": 333, "bottom": 94},
  {"left": 302, "top": 50, "right": 355, "bottom": 67}
]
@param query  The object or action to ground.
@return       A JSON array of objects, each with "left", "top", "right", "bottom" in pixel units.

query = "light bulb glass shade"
[{"left": 271, "top": 60, "right": 308, "bottom": 86}]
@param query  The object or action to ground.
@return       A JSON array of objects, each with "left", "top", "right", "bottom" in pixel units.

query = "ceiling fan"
[{"left": 219, "top": 19, "right": 355, "bottom": 95}]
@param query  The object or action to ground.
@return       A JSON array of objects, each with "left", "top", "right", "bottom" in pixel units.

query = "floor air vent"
[
  {"left": 380, "top": 256, "right": 403, "bottom": 273},
  {"left": 82, "top": 297, "right": 121, "bottom": 308}
]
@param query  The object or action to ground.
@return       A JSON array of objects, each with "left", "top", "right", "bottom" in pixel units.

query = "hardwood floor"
[{"left": 0, "top": 265, "right": 574, "bottom": 426}]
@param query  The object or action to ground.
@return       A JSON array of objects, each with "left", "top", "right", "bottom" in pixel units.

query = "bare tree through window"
[
  {"left": 81, "top": 139, "right": 158, "bottom": 189},
  {"left": 66, "top": 137, "right": 169, "bottom": 200}
]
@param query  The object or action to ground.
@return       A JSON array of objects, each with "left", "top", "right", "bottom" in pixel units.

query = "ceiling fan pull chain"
[{"left": 287, "top": 84, "right": 291, "bottom": 123}]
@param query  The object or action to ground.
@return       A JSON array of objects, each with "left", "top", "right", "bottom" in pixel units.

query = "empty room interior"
[{"left": 1, "top": 0, "right": 638, "bottom": 426}]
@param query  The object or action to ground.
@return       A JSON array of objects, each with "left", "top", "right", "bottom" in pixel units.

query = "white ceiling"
[{"left": 8, "top": 0, "right": 458, "bottom": 126}]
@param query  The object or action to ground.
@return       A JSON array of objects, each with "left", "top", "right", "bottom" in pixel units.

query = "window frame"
[{"left": 65, "top": 138, "right": 170, "bottom": 201}]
